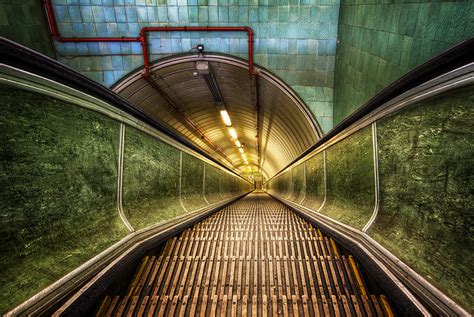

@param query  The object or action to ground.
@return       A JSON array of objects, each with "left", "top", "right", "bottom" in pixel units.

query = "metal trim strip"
[
  {"left": 117, "top": 123, "right": 135, "bottom": 232},
  {"left": 0, "top": 64, "right": 249, "bottom": 183},
  {"left": 362, "top": 122, "right": 380, "bottom": 233},
  {"left": 270, "top": 193, "right": 470, "bottom": 316},
  {"left": 270, "top": 63, "right": 473, "bottom": 179}
]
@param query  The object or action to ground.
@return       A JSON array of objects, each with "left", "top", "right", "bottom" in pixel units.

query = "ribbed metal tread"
[{"left": 97, "top": 193, "right": 393, "bottom": 316}]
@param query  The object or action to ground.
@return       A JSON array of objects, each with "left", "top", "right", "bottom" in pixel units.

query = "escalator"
[
  {"left": 1, "top": 38, "right": 472, "bottom": 317},
  {"left": 96, "top": 193, "right": 393, "bottom": 317}
]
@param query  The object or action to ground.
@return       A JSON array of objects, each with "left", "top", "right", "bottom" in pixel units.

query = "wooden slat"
[
  {"left": 348, "top": 256, "right": 367, "bottom": 296},
  {"left": 222, "top": 294, "right": 229, "bottom": 316},
  {"left": 341, "top": 295, "right": 352, "bottom": 317},
  {"left": 210, "top": 295, "right": 218, "bottom": 316},
  {"left": 262, "top": 295, "right": 268, "bottom": 317},
  {"left": 127, "top": 257, "right": 149, "bottom": 296},
  {"left": 104, "top": 296, "right": 120, "bottom": 317},
  {"left": 136, "top": 296, "right": 149, "bottom": 317},
  {"left": 292, "top": 295, "right": 299, "bottom": 316},
  {"left": 147, "top": 296, "right": 160, "bottom": 317},
  {"left": 96, "top": 194, "right": 395, "bottom": 317},
  {"left": 152, "top": 256, "right": 171, "bottom": 297},
  {"left": 272, "top": 295, "right": 278, "bottom": 316},
  {"left": 351, "top": 295, "right": 364, "bottom": 317},
  {"left": 96, "top": 296, "right": 111, "bottom": 317},
  {"left": 371, "top": 295, "right": 384, "bottom": 316},
  {"left": 156, "top": 295, "right": 168, "bottom": 317},
  {"left": 242, "top": 295, "right": 248, "bottom": 317},
  {"left": 282, "top": 295, "right": 289, "bottom": 317},
  {"left": 380, "top": 295, "right": 395, "bottom": 317},
  {"left": 252, "top": 295, "right": 257, "bottom": 317},
  {"left": 178, "top": 295, "right": 189, "bottom": 317},
  {"left": 115, "top": 296, "right": 129, "bottom": 317},
  {"left": 331, "top": 295, "right": 341, "bottom": 317},
  {"left": 199, "top": 295, "right": 209, "bottom": 317},
  {"left": 125, "top": 296, "right": 139, "bottom": 317},
  {"left": 168, "top": 256, "right": 185, "bottom": 296},
  {"left": 361, "top": 295, "right": 374, "bottom": 317},
  {"left": 231, "top": 295, "right": 238, "bottom": 317},
  {"left": 311, "top": 294, "right": 321, "bottom": 316},
  {"left": 302, "top": 295, "right": 310, "bottom": 316},
  {"left": 321, "top": 295, "right": 330, "bottom": 316}
]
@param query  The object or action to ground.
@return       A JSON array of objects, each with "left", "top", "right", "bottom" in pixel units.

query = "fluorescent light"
[
  {"left": 235, "top": 140, "right": 241, "bottom": 147},
  {"left": 239, "top": 148, "right": 244, "bottom": 154},
  {"left": 220, "top": 110, "right": 232, "bottom": 126},
  {"left": 229, "top": 128, "right": 237, "bottom": 139}
]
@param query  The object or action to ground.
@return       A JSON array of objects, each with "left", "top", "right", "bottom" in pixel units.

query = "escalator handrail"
[
  {"left": 269, "top": 38, "right": 474, "bottom": 181},
  {"left": 0, "top": 37, "right": 248, "bottom": 182}
]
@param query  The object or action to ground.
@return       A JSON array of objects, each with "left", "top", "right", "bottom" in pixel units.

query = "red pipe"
[{"left": 43, "top": 0, "right": 256, "bottom": 78}]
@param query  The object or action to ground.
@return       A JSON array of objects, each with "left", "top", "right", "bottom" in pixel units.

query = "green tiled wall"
[
  {"left": 322, "top": 126, "right": 374, "bottom": 229},
  {"left": 370, "top": 86, "right": 474, "bottom": 311},
  {"left": 266, "top": 85, "right": 473, "bottom": 311},
  {"left": 123, "top": 127, "right": 183, "bottom": 229},
  {"left": 333, "top": 1, "right": 473, "bottom": 125},
  {"left": 288, "top": 162, "right": 304, "bottom": 202},
  {"left": 181, "top": 152, "right": 207, "bottom": 210},
  {"left": 0, "top": 1, "right": 55, "bottom": 57},
  {"left": 301, "top": 151, "right": 324, "bottom": 209},
  {"left": 0, "top": 83, "right": 251, "bottom": 312},
  {"left": 0, "top": 85, "right": 127, "bottom": 312},
  {"left": 268, "top": 127, "right": 376, "bottom": 231},
  {"left": 204, "top": 164, "right": 223, "bottom": 204},
  {"left": 48, "top": 0, "right": 340, "bottom": 132}
]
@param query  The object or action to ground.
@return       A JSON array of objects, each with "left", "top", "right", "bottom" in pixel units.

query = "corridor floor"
[{"left": 97, "top": 193, "right": 393, "bottom": 316}]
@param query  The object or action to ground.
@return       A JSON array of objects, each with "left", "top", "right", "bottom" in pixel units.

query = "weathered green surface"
[
  {"left": 0, "top": 1, "right": 55, "bottom": 57},
  {"left": 321, "top": 126, "right": 375, "bottom": 229},
  {"left": 181, "top": 152, "right": 207, "bottom": 211},
  {"left": 369, "top": 86, "right": 474, "bottom": 311},
  {"left": 123, "top": 127, "right": 183, "bottom": 229},
  {"left": 289, "top": 163, "right": 305, "bottom": 203},
  {"left": 270, "top": 170, "right": 290, "bottom": 198},
  {"left": 204, "top": 164, "right": 222, "bottom": 204},
  {"left": 0, "top": 86, "right": 127, "bottom": 313},
  {"left": 229, "top": 175, "right": 241, "bottom": 195},
  {"left": 302, "top": 152, "right": 325, "bottom": 209},
  {"left": 284, "top": 171, "right": 293, "bottom": 199},
  {"left": 334, "top": 1, "right": 473, "bottom": 124},
  {"left": 218, "top": 171, "right": 232, "bottom": 199},
  {"left": 220, "top": 172, "right": 248, "bottom": 198},
  {"left": 220, "top": 172, "right": 239, "bottom": 199}
]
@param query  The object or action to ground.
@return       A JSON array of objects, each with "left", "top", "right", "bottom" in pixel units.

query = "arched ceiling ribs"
[{"left": 113, "top": 53, "right": 322, "bottom": 179}]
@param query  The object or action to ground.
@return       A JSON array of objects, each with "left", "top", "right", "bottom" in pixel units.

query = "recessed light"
[
  {"left": 220, "top": 110, "right": 232, "bottom": 126},
  {"left": 229, "top": 128, "right": 237, "bottom": 139}
]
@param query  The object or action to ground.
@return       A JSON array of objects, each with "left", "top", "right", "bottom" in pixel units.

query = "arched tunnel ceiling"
[{"left": 113, "top": 54, "right": 322, "bottom": 179}]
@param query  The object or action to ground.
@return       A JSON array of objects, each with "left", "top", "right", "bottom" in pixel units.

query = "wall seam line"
[
  {"left": 316, "top": 150, "right": 327, "bottom": 213},
  {"left": 299, "top": 161, "right": 307, "bottom": 205},
  {"left": 203, "top": 163, "right": 210, "bottom": 205},
  {"left": 363, "top": 122, "right": 380, "bottom": 232},
  {"left": 117, "top": 123, "right": 135, "bottom": 233},
  {"left": 179, "top": 151, "right": 189, "bottom": 213}
]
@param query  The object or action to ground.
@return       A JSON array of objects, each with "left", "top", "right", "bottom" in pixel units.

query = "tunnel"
[{"left": 0, "top": 1, "right": 473, "bottom": 316}]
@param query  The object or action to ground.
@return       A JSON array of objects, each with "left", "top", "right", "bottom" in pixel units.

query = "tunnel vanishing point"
[{"left": 0, "top": 1, "right": 473, "bottom": 316}]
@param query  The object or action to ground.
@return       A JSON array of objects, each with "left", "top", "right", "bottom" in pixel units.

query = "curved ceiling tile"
[{"left": 113, "top": 54, "right": 321, "bottom": 179}]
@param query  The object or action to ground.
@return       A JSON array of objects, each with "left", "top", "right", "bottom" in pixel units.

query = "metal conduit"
[{"left": 43, "top": 0, "right": 257, "bottom": 79}]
